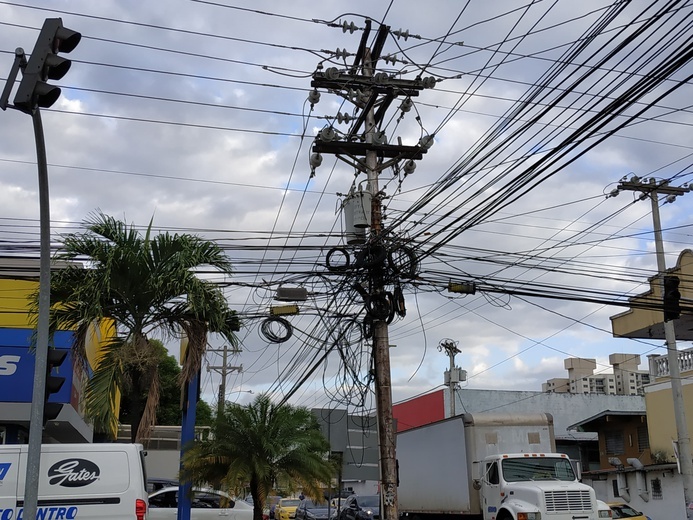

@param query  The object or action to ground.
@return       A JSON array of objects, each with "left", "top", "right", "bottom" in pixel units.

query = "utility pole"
[
  {"left": 207, "top": 344, "right": 242, "bottom": 417},
  {"left": 613, "top": 175, "right": 693, "bottom": 517},
  {"left": 438, "top": 339, "right": 465, "bottom": 417},
  {"left": 310, "top": 20, "right": 436, "bottom": 520}
]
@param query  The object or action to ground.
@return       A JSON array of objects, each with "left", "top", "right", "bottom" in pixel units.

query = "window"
[
  {"left": 637, "top": 425, "right": 650, "bottom": 451},
  {"left": 486, "top": 462, "right": 499, "bottom": 485},
  {"left": 605, "top": 431, "right": 625, "bottom": 455},
  {"left": 149, "top": 491, "right": 177, "bottom": 508},
  {"left": 612, "top": 479, "right": 620, "bottom": 498},
  {"left": 651, "top": 478, "right": 663, "bottom": 500}
]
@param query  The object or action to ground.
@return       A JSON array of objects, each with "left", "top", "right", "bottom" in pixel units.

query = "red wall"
[{"left": 393, "top": 390, "right": 445, "bottom": 432}]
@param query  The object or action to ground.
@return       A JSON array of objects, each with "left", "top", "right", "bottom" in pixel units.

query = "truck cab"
[{"left": 477, "top": 453, "right": 600, "bottom": 520}]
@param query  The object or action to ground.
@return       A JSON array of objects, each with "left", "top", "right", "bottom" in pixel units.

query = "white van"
[{"left": 0, "top": 443, "right": 148, "bottom": 519}]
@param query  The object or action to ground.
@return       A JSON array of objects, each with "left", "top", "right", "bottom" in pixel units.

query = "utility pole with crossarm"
[{"left": 309, "top": 20, "right": 437, "bottom": 520}]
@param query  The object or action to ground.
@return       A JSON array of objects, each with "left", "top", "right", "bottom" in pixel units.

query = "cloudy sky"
[{"left": 1, "top": 0, "right": 691, "bottom": 414}]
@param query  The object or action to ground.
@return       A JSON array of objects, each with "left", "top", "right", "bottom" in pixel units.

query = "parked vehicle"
[
  {"left": 295, "top": 498, "right": 332, "bottom": 520},
  {"left": 397, "top": 413, "right": 602, "bottom": 520},
  {"left": 267, "top": 495, "right": 283, "bottom": 519},
  {"left": 338, "top": 495, "right": 380, "bottom": 520},
  {"left": 607, "top": 502, "right": 648, "bottom": 519},
  {"left": 148, "top": 486, "right": 253, "bottom": 520},
  {"left": 275, "top": 498, "right": 302, "bottom": 520},
  {"left": 0, "top": 443, "right": 148, "bottom": 520},
  {"left": 147, "top": 477, "right": 179, "bottom": 493}
]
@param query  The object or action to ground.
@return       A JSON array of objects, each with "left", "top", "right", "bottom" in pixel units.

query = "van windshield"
[{"left": 501, "top": 457, "right": 576, "bottom": 482}]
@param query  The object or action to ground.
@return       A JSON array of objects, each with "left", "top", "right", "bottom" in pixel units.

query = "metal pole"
[
  {"left": 218, "top": 344, "right": 228, "bottom": 417},
  {"left": 24, "top": 107, "right": 51, "bottom": 520},
  {"left": 650, "top": 191, "right": 693, "bottom": 516},
  {"left": 449, "top": 353, "right": 456, "bottom": 417}
]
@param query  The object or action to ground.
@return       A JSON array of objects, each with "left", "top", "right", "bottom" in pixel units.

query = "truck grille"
[{"left": 544, "top": 490, "right": 592, "bottom": 512}]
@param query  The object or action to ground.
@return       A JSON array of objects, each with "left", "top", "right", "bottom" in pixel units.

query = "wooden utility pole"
[
  {"left": 207, "top": 344, "right": 242, "bottom": 417},
  {"left": 310, "top": 21, "right": 435, "bottom": 520}
]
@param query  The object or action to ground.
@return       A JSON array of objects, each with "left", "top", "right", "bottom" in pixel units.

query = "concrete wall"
[
  {"left": 644, "top": 377, "right": 693, "bottom": 460},
  {"left": 449, "top": 388, "right": 646, "bottom": 441},
  {"left": 583, "top": 466, "right": 685, "bottom": 519}
]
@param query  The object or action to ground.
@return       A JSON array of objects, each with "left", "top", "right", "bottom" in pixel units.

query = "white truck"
[{"left": 396, "top": 413, "right": 605, "bottom": 520}]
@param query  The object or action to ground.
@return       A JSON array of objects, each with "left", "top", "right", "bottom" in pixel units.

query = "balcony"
[{"left": 648, "top": 348, "right": 693, "bottom": 380}]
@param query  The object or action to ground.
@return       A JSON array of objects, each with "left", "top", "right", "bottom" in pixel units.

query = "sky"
[{"left": 0, "top": 0, "right": 691, "bottom": 415}]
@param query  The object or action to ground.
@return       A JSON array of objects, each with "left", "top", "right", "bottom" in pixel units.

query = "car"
[
  {"left": 607, "top": 502, "right": 649, "bottom": 519},
  {"left": 267, "top": 495, "right": 283, "bottom": 519},
  {"left": 148, "top": 486, "right": 254, "bottom": 520},
  {"left": 295, "top": 498, "right": 332, "bottom": 520},
  {"left": 147, "top": 477, "right": 179, "bottom": 493},
  {"left": 338, "top": 495, "right": 380, "bottom": 520},
  {"left": 597, "top": 500, "right": 612, "bottom": 518},
  {"left": 275, "top": 498, "right": 302, "bottom": 520}
]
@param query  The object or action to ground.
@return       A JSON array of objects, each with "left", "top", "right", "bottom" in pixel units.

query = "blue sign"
[{"left": 0, "top": 328, "right": 74, "bottom": 403}]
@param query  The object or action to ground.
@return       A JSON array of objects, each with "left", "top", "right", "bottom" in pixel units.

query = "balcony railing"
[{"left": 648, "top": 348, "right": 693, "bottom": 379}]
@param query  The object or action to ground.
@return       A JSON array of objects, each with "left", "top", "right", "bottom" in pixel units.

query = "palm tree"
[
  {"left": 182, "top": 394, "right": 335, "bottom": 520},
  {"left": 35, "top": 211, "right": 238, "bottom": 442}
]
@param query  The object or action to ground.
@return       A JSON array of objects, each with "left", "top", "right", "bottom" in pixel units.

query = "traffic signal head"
[
  {"left": 44, "top": 348, "right": 68, "bottom": 425},
  {"left": 13, "top": 18, "right": 81, "bottom": 113},
  {"left": 663, "top": 275, "right": 681, "bottom": 322}
]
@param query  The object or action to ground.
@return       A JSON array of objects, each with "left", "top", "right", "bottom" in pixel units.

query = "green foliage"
[
  {"left": 35, "top": 211, "right": 238, "bottom": 441},
  {"left": 182, "top": 394, "right": 335, "bottom": 520}
]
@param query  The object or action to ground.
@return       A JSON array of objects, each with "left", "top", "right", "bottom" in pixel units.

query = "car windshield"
[
  {"left": 282, "top": 500, "right": 301, "bottom": 507},
  {"left": 501, "top": 457, "right": 576, "bottom": 482},
  {"left": 357, "top": 497, "right": 380, "bottom": 507},
  {"left": 611, "top": 504, "right": 642, "bottom": 517}
]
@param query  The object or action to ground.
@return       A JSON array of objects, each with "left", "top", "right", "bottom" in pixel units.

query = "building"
[
  {"left": 0, "top": 256, "right": 93, "bottom": 444},
  {"left": 571, "top": 248, "right": 693, "bottom": 519},
  {"left": 542, "top": 354, "right": 650, "bottom": 396},
  {"left": 393, "top": 387, "right": 645, "bottom": 472}
]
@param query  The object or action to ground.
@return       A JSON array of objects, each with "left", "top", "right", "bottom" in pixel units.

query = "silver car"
[{"left": 148, "top": 486, "right": 254, "bottom": 520}]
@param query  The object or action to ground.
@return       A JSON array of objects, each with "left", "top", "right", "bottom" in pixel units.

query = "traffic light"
[
  {"left": 13, "top": 18, "right": 81, "bottom": 114},
  {"left": 43, "top": 349, "right": 68, "bottom": 425},
  {"left": 663, "top": 275, "right": 681, "bottom": 322}
]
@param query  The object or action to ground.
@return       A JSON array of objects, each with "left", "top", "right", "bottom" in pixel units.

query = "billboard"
[{"left": 0, "top": 328, "right": 74, "bottom": 404}]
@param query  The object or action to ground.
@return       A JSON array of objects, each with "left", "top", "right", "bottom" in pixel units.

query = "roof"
[{"left": 567, "top": 410, "right": 647, "bottom": 432}]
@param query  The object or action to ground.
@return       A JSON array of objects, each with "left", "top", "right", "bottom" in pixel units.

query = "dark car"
[
  {"left": 295, "top": 499, "right": 332, "bottom": 520},
  {"left": 338, "top": 495, "right": 380, "bottom": 520}
]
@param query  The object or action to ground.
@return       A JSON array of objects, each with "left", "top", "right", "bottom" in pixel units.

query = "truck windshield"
[{"left": 501, "top": 457, "right": 576, "bottom": 482}]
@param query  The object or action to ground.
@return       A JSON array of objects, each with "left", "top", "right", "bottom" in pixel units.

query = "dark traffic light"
[
  {"left": 663, "top": 275, "right": 681, "bottom": 322},
  {"left": 43, "top": 349, "right": 68, "bottom": 425},
  {"left": 13, "top": 18, "right": 81, "bottom": 113}
]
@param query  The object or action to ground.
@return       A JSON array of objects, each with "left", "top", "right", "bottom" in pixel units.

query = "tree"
[
  {"left": 182, "top": 394, "right": 335, "bottom": 520},
  {"left": 119, "top": 339, "right": 214, "bottom": 428},
  {"left": 36, "top": 211, "right": 238, "bottom": 442}
]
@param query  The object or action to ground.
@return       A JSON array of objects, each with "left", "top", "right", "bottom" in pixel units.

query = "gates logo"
[{"left": 48, "top": 458, "right": 100, "bottom": 487}]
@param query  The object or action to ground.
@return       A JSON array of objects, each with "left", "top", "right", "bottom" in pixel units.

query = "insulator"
[
  {"left": 422, "top": 76, "right": 437, "bottom": 89},
  {"left": 399, "top": 98, "right": 413, "bottom": 113},
  {"left": 393, "top": 28, "right": 410, "bottom": 40},
  {"left": 307, "top": 89, "right": 321, "bottom": 105},
  {"left": 337, "top": 112, "right": 353, "bottom": 124},
  {"left": 309, "top": 153, "right": 323, "bottom": 168},
  {"left": 319, "top": 127, "right": 336, "bottom": 142},
  {"left": 403, "top": 159, "right": 416, "bottom": 175},
  {"left": 342, "top": 21, "right": 357, "bottom": 34},
  {"left": 325, "top": 67, "right": 340, "bottom": 80},
  {"left": 419, "top": 135, "right": 434, "bottom": 149},
  {"left": 372, "top": 131, "right": 387, "bottom": 145},
  {"left": 373, "top": 72, "right": 389, "bottom": 84},
  {"left": 382, "top": 54, "right": 397, "bottom": 65},
  {"left": 335, "top": 47, "right": 349, "bottom": 60}
]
